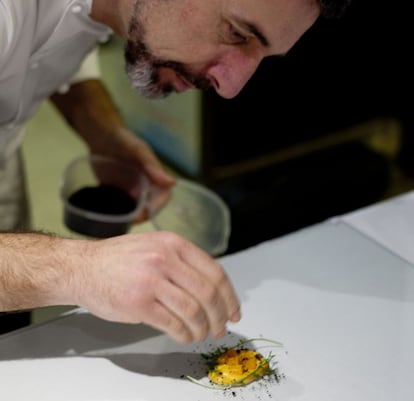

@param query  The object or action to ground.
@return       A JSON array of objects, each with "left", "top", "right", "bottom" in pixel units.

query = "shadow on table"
[{"left": 0, "top": 311, "right": 252, "bottom": 381}]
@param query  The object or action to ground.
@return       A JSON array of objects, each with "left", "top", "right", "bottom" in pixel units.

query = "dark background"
[{"left": 195, "top": 0, "right": 414, "bottom": 254}]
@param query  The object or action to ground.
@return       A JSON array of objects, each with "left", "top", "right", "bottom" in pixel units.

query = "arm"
[
  {"left": 50, "top": 78, "right": 175, "bottom": 189},
  {"left": 0, "top": 231, "right": 241, "bottom": 344}
]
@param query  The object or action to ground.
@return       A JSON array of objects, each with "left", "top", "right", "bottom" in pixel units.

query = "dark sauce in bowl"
[{"left": 65, "top": 184, "right": 138, "bottom": 238}]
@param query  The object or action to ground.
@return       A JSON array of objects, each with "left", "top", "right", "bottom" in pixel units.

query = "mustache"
[
  {"left": 125, "top": 39, "right": 213, "bottom": 93},
  {"left": 154, "top": 60, "right": 212, "bottom": 91}
]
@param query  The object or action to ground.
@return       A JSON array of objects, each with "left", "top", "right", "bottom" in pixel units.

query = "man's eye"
[{"left": 227, "top": 24, "right": 249, "bottom": 45}]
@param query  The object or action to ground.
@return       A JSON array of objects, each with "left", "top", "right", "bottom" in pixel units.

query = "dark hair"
[{"left": 319, "top": 0, "right": 352, "bottom": 18}]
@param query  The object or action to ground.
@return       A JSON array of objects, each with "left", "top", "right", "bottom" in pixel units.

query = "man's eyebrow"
[{"left": 236, "top": 18, "right": 270, "bottom": 47}]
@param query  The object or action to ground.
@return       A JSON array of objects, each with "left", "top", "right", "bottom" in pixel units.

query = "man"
[{"left": 0, "top": 0, "right": 349, "bottom": 343}]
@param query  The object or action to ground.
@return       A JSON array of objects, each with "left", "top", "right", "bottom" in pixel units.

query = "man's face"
[{"left": 123, "top": 0, "right": 320, "bottom": 99}]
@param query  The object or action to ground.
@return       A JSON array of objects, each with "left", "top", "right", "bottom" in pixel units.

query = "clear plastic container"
[
  {"left": 149, "top": 178, "right": 231, "bottom": 256},
  {"left": 60, "top": 154, "right": 149, "bottom": 238},
  {"left": 61, "top": 155, "right": 230, "bottom": 255}
]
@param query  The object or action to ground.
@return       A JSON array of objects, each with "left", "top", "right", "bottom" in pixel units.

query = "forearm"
[
  {"left": 50, "top": 79, "right": 175, "bottom": 187},
  {"left": 0, "top": 232, "right": 81, "bottom": 312},
  {"left": 50, "top": 79, "right": 128, "bottom": 155}
]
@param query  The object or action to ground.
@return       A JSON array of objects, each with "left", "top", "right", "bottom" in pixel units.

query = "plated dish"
[{"left": 186, "top": 338, "right": 284, "bottom": 389}]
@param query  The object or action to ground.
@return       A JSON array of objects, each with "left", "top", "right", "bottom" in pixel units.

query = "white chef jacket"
[
  {"left": 0, "top": 0, "right": 111, "bottom": 161},
  {"left": 0, "top": 0, "right": 111, "bottom": 229}
]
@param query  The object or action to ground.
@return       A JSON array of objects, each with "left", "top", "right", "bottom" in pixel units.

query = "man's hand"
[{"left": 71, "top": 231, "right": 241, "bottom": 343}]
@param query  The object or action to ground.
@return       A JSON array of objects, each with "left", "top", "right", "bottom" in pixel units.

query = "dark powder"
[{"left": 68, "top": 184, "right": 137, "bottom": 215}]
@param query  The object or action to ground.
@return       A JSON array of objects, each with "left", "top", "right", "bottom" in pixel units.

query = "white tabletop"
[
  {"left": 1, "top": 220, "right": 414, "bottom": 401},
  {"left": 337, "top": 190, "right": 414, "bottom": 265}
]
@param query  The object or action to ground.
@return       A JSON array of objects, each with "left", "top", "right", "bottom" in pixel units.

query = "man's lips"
[{"left": 174, "top": 73, "right": 195, "bottom": 92}]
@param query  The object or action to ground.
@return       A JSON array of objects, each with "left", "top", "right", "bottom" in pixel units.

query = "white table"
[
  {"left": 337, "top": 190, "right": 414, "bottom": 265},
  {"left": 1, "top": 199, "right": 414, "bottom": 401}
]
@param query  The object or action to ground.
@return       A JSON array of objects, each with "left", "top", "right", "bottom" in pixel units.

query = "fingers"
[
  {"left": 132, "top": 184, "right": 172, "bottom": 224},
  {"left": 147, "top": 183, "right": 173, "bottom": 216},
  {"left": 133, "top": 207, "right": 150, "bottom": 224},
  {"left": 133, "top": 137, "right": 176, "bottom": 187},
  {"left": 141, "top": 272, "right": 232, "bottom": 344},
  {"left": 180, "top": 236, "right": 241, "bottom": 322},
  {"left": 163, "top": 257, "right": 229, "bottom": 339},
  {"left": 145, "top": 163, "right": 176, "bottom": 187},
  {"left": 159, "top": 233, "right": 241, "bottom": 339},
  {"left": 131, "top": 232, "right": 241, "bottom": 343},
  {"left": 141, "top": 301, "right": 195, "bottom": 344},
  {"left": 154, "top": 279, "right": 210, "bottom": 342}
]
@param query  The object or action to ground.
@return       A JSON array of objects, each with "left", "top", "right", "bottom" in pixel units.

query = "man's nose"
[{"left": 206, "top": 51, "right": 262, "bottom": 99}]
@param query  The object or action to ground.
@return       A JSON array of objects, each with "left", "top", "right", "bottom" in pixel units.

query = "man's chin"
[
  {"left": 126, "top": 80, "right": 166, "bottom": 99},
  {"left": 138, "top": 84, "right": 175, "bottom": 99}
]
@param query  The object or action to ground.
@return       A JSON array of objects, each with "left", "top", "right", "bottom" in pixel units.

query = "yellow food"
[{"left": 207, "top": 348, "right": 270, "bottom": 386}]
